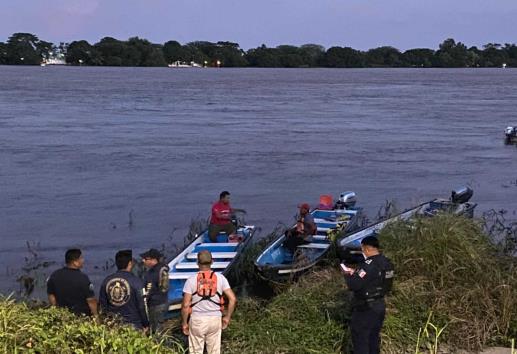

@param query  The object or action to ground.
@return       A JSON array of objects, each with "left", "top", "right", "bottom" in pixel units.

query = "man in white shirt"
[{"left": 181, "top": 250, "right": 237, "bottom": 354}]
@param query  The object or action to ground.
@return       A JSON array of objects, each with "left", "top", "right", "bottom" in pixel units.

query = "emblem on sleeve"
[{"left": 106, "top": 278, "right": 131, "bottom": 306}]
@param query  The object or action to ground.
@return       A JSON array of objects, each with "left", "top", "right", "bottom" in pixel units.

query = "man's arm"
[
  {"left": 135, "top": 284, "right": 150, "bottom": 330},
  {"left": 48, "top": 294, "right": 57, "bottom": 306},
  {"left": 87, "top": 297, "right": 98, "bottom": 317},
  {"left": 181, "top": 293, "right": 192, "bottom": 335},
  {"left": 222, "top": 288, "right": 237, "bottom": 330}
]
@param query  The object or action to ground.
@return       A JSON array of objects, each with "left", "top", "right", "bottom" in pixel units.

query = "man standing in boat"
[
  {"left": 181, "top": 250, "right": 237, "bottom": 354},
  {"left": 341, "top": 236, "right": 394, "bottom": 354},
  {"left": 208, "top": 191, "right": 246, "bottom": 242},
  {"left": 284, "top": 203, "right": 317, "bottom": 252}
]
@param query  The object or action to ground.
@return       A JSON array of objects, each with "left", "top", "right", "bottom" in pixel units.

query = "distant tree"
[
  {"left": 322, "top": 46, "right": 364, "bottom": 67},
  {"left": 66, "top": 40, "right": 102, "bottom": 65},
  {"left": 435, "top": 38, "right": 469, "bottom": 67},
  {"left": 401, "top": 48, "right": 435, "bottom": 67},
  {"left": 127, "top": 37, "right": 165, "bottom": 66},
  {"left": 299, "top": 44, "right": 325, "bottom": 67},
  {"left": 503, "top": 43, "right": 517, "bottom": 67},
  {"left": 245, "top": 45, "right": 281, "bottom": 67},
  {"left": 213, "top": 41, "right": 248, "bottom": 67},
  {"left": 163, "top": 40, "right": 187, "bottom": 63},
  {"left": 0, "top": 42, "right": 8, "bottom": 64},
  {"left": 6, "top": 33, "right": 48, "bottom": 65},
  {"left": 365, "top": 46, "right": 402, "bottom": 67},
  {"left": 275, "top": 45, "right": 304, "bottom": 67},
  {"left": 478, "top": 43, "right": 508, "bottom": 67}
]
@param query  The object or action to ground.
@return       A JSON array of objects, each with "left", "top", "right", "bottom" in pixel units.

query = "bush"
[{"left": 0, "top": 297, "right": 183, "bottom": 353}]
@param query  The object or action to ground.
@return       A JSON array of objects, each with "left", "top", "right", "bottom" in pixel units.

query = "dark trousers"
[
  {"left": 148, "top": 303, "right": 168, "bottom": 334},
  {"left": 283, "top": 229, "right": 309, "bottom": 252},
  {"left": 350, "top": 300, "right": 385, "bottom": 354}
]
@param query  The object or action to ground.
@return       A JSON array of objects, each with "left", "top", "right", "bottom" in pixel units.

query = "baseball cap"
[
  {"left": 298, "top": 203, "right": 310, "bottom": 210},
  {"left": 140, "top": 248, "right": 162, "bottom": 260}
]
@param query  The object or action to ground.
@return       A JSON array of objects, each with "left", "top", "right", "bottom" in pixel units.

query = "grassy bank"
[
  {"left": 222, "top": 214, "right": 517, "bottom": 353},
  {"left": 2, "top": 215, "right": 516, "bottom": 353},
  {"left": 0, "top": 297, "right": 183, "bottom": 353}
]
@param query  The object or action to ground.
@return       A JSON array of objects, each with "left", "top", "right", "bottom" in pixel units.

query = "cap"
[
  {"left": 140, "top": 248, "right": 162, "bottom": 260},
  {"left": 298, "top": 203, "right": 310, "bottom": 210}
]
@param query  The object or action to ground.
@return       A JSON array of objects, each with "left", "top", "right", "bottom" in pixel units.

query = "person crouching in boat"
[
  {"left": 283, "top": 203, "right": 317, "bottom": 252},
  {"left": 208, "top": 191, "right": 246, "bottom": 242}
]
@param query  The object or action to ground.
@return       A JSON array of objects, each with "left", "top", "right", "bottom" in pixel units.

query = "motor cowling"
[
  {"left": 339, "top": 192, "right": 357, "bottom": 208},
  {"left": 506, "top": 126, "right": 516, "bottom": 136},
  {"left": 451, "top": 186, "right": 473, "bottom": 204}
]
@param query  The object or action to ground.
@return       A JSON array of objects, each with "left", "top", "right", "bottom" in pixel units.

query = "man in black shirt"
[
  {"left": 99, "top": 249, "right": 149, "bottom": 331},
  {"left": 342, "top": 236, "right": 394, "bottom": 354},
  {"left": 47, "top": 248, "right": 98, "bottom": 317},
  {"left": 141, "top": 248, "right": 169, "bottom": 334}
]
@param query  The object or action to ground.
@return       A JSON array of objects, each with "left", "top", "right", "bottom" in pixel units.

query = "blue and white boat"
[
  {"left": 167, "top": 224, "right": 257, "bottom": 312},
  {"left": 338, "top": 187, "right": 477, "bottom": 263},
  {"left": 254, "top": 192, "right": 363, "bottom": 283}
]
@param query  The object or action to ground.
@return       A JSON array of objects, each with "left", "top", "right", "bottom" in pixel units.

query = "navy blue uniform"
[
  {"left": 143, "top": 262, "right": 169, "bottom": 333},
  {"left": 99, "top": 270, "right": 149, "bottom": 329},
  {"left": 345, "top": 254, "right": 394, "bottom": 354},
  {"left": 47, "top": 267, "right": 95, "bottom": 316}
]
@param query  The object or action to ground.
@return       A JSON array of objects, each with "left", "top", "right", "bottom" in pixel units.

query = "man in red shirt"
[{"left": 208, "top": 191, "right": 246, "bottom": 242}]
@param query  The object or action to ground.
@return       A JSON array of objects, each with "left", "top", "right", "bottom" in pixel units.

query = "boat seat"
[
  {"left": 317, "top": 227, "right": 331, "bottom": 232},
  {"left": 314, "top": 218, "right": 339, "bottom": 225},
  {"left": 198, "top": 243, "right": 238, "bottom": 248},
  {"left": 186, "top": 252, "right": 236, "bottom": 260},
  {"left": 298, "top": 243, "right": 330, "bottom": 249},
  {"left": 175, "top": 261, "right": 230, "bottom": 270},
  {"left": 312, "top": 235, "right": 328, "bottom": 241},
  {"left": 169, "top": 272, "right": 198, "bottom": 280}
]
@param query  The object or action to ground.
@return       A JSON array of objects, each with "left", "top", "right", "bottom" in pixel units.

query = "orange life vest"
[{"left": 190, "top": 271, "right": 224, "bottom": 312}]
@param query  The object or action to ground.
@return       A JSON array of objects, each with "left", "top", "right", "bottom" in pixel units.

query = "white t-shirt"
[{"left": 183, "top": 271, "right": 231, "bottom": 317}]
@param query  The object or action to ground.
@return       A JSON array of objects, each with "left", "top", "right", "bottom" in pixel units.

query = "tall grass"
[{"left": 380, "top": 214, "right": 517, "bottom": 352}]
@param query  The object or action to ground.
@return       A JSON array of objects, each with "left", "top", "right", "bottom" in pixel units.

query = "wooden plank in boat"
[
  {"left": 186, "top": 252, "right": 237, "bottom": 260},
  {"left": 175, "top": 261, "right": 230, "bottom": 270},
  {"left": 298, "top": 243, "right": 330, "bottom": 249}
]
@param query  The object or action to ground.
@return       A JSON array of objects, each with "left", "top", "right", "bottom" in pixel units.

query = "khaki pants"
[{"left": 189, "top": 316, "right": 222, "bottom": 354}]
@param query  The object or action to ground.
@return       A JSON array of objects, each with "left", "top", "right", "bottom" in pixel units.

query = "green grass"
[{"left": 0, "top": 297, "right": 184, "bottom": 353}]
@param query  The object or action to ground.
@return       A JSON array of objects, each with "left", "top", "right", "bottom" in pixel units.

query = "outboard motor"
[
  {"left": 506, "top": 126, "right": 516, "bottom": 136},
  {"left": 451, "top": 186, "right": 473, "bottom": 204},
  {"left": 339, "top": 191, "right": 357, "bottom": 208}
]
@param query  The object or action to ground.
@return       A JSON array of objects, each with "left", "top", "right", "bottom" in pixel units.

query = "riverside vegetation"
[
  {"left": 1, "top": 33, "right": 517, "bottom": 68},
  {"left": 1, "top": 214, "right": 517, "bottom": 353}
]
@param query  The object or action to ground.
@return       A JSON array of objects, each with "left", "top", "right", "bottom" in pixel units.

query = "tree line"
[{"left": 1, "top": 32, "right": 517, "bottom": 68}]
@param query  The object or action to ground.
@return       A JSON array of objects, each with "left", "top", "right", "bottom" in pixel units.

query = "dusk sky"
[{"left": 2, "top": 0, "right": 516, "bottom": 50}]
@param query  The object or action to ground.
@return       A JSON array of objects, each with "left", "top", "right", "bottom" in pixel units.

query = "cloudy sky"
[{"left": 1, "top": 0, "right": 516, "bottom": 50}]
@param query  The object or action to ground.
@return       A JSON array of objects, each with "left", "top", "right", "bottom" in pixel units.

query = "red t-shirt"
[{"left": 211, "top": 201, "right": 231, "bottom": 225}]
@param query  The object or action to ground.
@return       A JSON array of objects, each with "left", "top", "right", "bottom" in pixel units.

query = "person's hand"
[
  {"left": 182, "top": 323, "right": 189, "bottom": 336},
  {"left": 143, "top": 327, "right": 149, "bottom": 335},
  {"left": 222, "top": 316, "right": 231, "bottom": 330}
]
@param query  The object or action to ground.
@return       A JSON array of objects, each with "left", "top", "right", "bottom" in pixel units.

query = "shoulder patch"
[
  {"left": 105, "top": 277, "right": 131, "bottom": 306},
  {"left": 89, "top": 283, "right": 94, "bottom": 292},
  {"left": 358, "top": 269, "right": 367, "bottom": 278}
]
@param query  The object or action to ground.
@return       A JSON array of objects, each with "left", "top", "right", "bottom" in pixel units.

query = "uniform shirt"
[
  {"left": 345, "top": 254, "right": 392, "bottom": 309},
  {"left": 210, "top": 201, "right": 231, "bottom": 225},
  {"left": 143, "top": 262, "right": 169, "bottom": 307},
  {"left": 99, "top": 270, "right": 149, "bottom": 329},
  {"left": 47, "top": 267, "right": 95, "bottom": 316},
  {"left": 183, "top": 271, "right": 230, "bottom": 317}
]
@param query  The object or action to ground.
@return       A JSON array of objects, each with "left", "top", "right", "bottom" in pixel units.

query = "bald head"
[{"left": 197, "top": 250, "right": 213, "bottom": 266}]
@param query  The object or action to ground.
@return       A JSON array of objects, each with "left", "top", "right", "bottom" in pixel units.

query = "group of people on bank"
[
  {"left": 47, "top": 248, "right": 169, "bottom": 333},
  {"left": 45, "top": 191, "right": 394, "bottom": 354}
]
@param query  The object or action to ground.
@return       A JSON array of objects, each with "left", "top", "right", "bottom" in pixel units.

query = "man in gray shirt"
[{"left": 181, "top": 250, "right": 237, "bottom": 354}]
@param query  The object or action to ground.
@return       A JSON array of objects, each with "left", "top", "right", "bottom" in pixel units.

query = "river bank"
[{"left": 3, "top": 214, "right": 516, "bottom": 353}]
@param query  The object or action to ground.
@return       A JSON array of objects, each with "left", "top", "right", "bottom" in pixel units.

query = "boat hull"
[
  {"left": 167, "top": 225, "right": 257, "bottom": 313},
  {"left": 338, "top": 198, "right": 477, "bottom": 263},
  {"left": 254, "top": 207, "right": 363, "bottom": 283}
]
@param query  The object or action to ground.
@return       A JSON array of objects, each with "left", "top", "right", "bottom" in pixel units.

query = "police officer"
[
  {"left": 47, "top": 248, "right": 98, "bottom": 317},
  {"left": 140, "top": 248, "right": 169, "bottom": 334},
  {"left": 342, "top": 236, "right": 394, "bottom": 354},
  {"left": 99, "top": 250, "right": 149, "bottom": 331}
]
